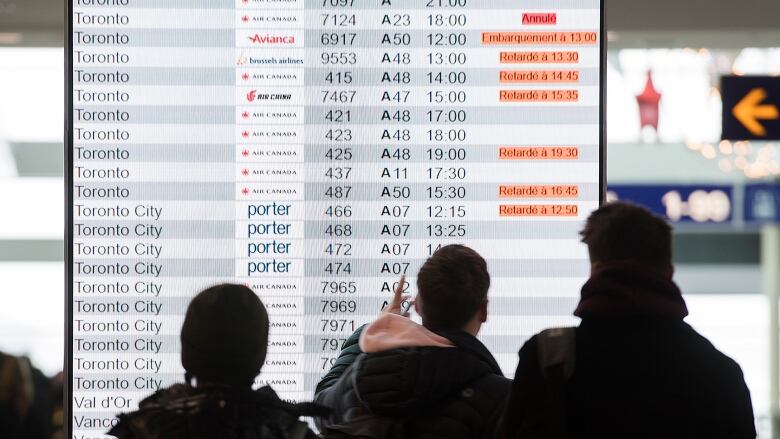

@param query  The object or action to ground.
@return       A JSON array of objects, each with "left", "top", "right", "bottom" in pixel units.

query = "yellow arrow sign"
[{"left": 732, "top": 88, "right": 780, "bottom": 137}]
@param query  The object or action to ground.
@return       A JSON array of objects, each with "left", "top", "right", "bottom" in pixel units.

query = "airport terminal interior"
[{"left": 0, "top": 0, "right": 779, "bottom": 437}]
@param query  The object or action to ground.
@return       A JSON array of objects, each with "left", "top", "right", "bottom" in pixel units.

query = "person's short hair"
[
  {"left": 416, "top": 245, "right": 490, "bottom": 330},
  {"left": 180, "top": 284, "right": 269, "bottom": 386},
  {"left": 580, "top": 202, "right": 673, "bottom": 271}
]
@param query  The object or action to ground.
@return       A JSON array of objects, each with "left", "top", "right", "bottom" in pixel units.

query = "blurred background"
[{"left": 0, "top": 0, "right": 778, "bottom": 437}]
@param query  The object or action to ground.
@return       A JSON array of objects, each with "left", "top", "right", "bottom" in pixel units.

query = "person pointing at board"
[{"left": 314, "top": 244, "right": 511, "bottom": 439}]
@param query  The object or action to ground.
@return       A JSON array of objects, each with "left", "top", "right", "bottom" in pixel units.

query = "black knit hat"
[{"left": 180, "top": 284, "right": 269, "bottom": 386}]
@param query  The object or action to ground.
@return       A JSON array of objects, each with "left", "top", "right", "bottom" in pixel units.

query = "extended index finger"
[{"left": 394, "top": 275, "right": 407, "bottom": 302}]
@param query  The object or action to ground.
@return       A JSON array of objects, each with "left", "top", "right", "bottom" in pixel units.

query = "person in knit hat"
[
  {"left": 180, "top": 284, "right": 269, "bottom": 387},
  {"left": 109, "top": 284, "right": 321, "bottom": 439}
]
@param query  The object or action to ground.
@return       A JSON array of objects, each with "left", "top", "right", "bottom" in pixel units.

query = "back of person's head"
[
  {"left": 416, "top": 245, "right": 490, "bottom": 331},
  {"left": 180, "top": 284, "right": 269, "bottom": 387},
  {"left": 580, "top": 202, "right": 673, "bottom": 273}
]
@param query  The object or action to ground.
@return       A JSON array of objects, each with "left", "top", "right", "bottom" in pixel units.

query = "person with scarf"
[
  {"left": 501, "top": 202, "right": 756, "bottom": 439},
  {"left": 315, "top": 245, "right": 511, "bottom": 439}
]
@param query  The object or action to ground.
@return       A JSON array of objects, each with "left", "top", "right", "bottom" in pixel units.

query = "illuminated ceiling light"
[
  {"left": 719, "top": 140, "right": 733, "bottom": 155},
  {"left": 710, "top": 87, "right": 721, "bottom": 99},
  {"left": 718, "top": 158, "right": 733, "bottom": 172},
  {"left": 701, "top": 144, "right": 717, "bottom": 159},
  {"left": 734, "top": 141, "right": 750, "bottom": 156},
  {"left": 755, "top": 164, "right": 769, "bottom": 178},
  {"left": 0, "top": 33, "right": 22, "bottom": 45},
  {"left": 735, "top": 156, "right": 748, "bottom": 170},
  {"left": 686, "top": 140, "right": 702, "bottom": 151}
]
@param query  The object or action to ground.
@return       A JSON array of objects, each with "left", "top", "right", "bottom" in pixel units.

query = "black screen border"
[{"left": 64, "top": 2, "right": 607, "bottom": 434}]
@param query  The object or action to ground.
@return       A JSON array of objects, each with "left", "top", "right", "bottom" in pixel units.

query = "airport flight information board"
[{"left": 67, "top": 0, "right": 603, "bottom": 435}]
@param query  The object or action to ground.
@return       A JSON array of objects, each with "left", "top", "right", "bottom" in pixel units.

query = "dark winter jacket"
[
  {"left": 315, "top": 319, "right": 511, "bottom": 439},
  {"left": 501, "top": 262, "right": 757, "bottom": 439},
  {"left": 108, "top": 384, "right": 320, "bottom": 439}
]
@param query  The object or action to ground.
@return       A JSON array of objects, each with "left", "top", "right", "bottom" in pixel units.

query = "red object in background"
[{"left": 636, "top": 72, "right": 662, "bottom": 130}]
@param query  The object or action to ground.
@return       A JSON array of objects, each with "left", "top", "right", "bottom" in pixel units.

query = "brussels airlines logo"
[
  {"left": 247, "top": 90, "right": 258, "bottom": 102},
  {"left": 248, "top": 34, "right": 296, "bottom": 45}
]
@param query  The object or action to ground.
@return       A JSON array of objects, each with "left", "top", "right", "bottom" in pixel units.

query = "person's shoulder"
[
  {"left": 516, "top": 333, "right": 542, "bottom": 364},
  {"left": 471, "top": 370, "right": 512, "bottom": 399},
  {"left": 678, "top": 322, "right": 745, "bottom": 375},
  {"left": 108, "top": 385, "right": 193, "bottom": 439}
]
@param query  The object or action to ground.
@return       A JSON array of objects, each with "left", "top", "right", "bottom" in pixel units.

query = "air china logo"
[
  {"left": 248, "top": 34, "right": 296, "bottom": 45},
  {"left": 247, "top": 90, "right": 258, "bottom": 102}
]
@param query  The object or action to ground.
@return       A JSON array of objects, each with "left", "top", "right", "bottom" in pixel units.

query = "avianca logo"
[
  {"left": 248, "top": 34, "right": 296, "bottom": 45},
  {"left": 247, "top": 90, "right": 257, "bottom": 102}
]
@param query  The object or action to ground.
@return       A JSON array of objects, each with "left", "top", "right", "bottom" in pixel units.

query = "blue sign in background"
[
  {"left": 744, "top": 183, "right": 780, "bottom": 223},
  {"left": 607, "top": 184, "right": 735, "bottom": 224}
]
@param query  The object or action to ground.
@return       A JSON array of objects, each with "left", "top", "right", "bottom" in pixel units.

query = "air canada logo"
[
  {"left": 248, "top": 34, "right": 296, "bottom": 45},
  {"left": 247, "top": 90, "right": 257, "bottom": 102}
]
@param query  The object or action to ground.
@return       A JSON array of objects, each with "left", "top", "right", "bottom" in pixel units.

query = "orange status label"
[
  {"left": 499, "top": 204, "right": 580, "bottom": 217},
  {"left": 500, "top": 70, "right": 579, "bottom": 83},
  {"left": 499, "top": 185, "right": 580, "bottom": 198},
  {"left": 483, "top": 32, "right": 597, "bottom": 45},
  {"left": 500, "top": 51, "right": 579, "bottom": 64},
  {"left": 522, "top": 13, "right": 557, "bottom": 25},
  {"left": 499, "top": 146, "right": 580, "bottom": 160},
  {"left": 500, "top": 89, "right": 579, "bottom": 102}
]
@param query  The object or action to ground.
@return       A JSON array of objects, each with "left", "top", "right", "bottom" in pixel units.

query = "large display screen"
[{"left": 66, "top": 0, "right": 604, "bottom": 435}]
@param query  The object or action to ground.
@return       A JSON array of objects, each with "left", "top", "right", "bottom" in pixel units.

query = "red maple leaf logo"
[
  {"left": 242, "top": 131, "right": 250, "bottom": 138},
  {"left": 242, "top": 73, "right": 250, "bottom": 81},
  {"left": 242, "top": 111, "right": 250, "bottom": 119},
  {"left": 242, "top": 169, "right": 250, "bottom": 176},
  {"left": 241, "top": 188, "right": 250, "bottom": 196},
  {"left": 242, "top": 149, "right": 250, "bottom": 157},
  {"left": 242, "top": 15, "right": 250, "bottom": 23},
  {"left": 246, "top": 90, "right": 257, "bottom": 102}
]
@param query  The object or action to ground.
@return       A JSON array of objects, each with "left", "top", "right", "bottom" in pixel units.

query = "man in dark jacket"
[
  {"left": 109, "top": 284, "right": 320, "bottom": 439},
  {"left": 315, "top": 244, "right": 511, "bottom": 439},
  {"left": 501, "top": 202, "right": 757, "bottom": 439}
]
